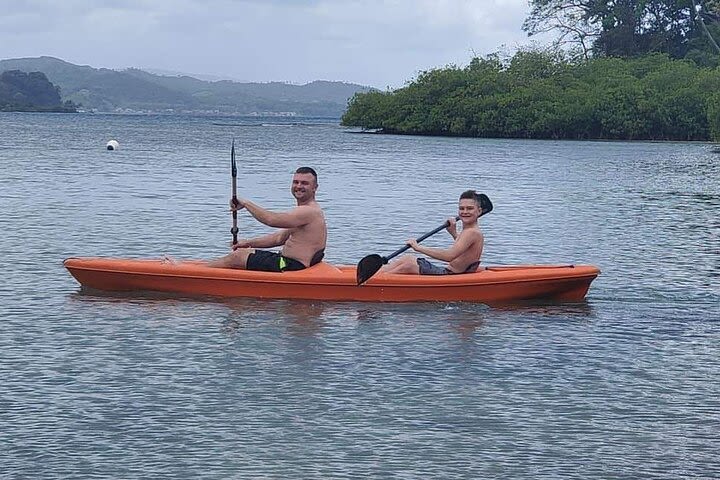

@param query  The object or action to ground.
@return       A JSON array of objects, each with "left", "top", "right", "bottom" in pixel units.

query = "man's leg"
[{"left": 206, "top": 248, "right": 255, "bottom": 269}]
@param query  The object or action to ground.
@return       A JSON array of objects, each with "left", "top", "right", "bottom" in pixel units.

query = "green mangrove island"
[{"left": 342, "top": 0, "right": 720, "bottom": 141}]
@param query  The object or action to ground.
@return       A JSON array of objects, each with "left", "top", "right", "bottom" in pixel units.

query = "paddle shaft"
[
  {"left": 384, "top": 216, "right": 460, "bottom": 262},
  {"left": 230, "top": 141, "right": 239, "bottom": 245}
]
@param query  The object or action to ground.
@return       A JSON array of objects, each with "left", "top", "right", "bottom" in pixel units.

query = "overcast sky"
[{"left": 1, "top": 0, "right": 540, "bottom": 89}]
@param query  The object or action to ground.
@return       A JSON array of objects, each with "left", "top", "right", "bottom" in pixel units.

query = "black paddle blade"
[
  {"left": 356, "top": 254, "right": 386, "bottom": 285},
  {"left": 478, "top": 193, "right": 493, "bottom": 215}
]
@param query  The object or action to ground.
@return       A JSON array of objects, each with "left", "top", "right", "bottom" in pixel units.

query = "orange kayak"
[{"left": 64, "top": 257, "right": 600, "bottom": 303}]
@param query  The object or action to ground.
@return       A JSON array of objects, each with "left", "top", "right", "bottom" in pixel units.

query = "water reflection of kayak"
[{"left": 64, "top": 257, "right": 600, "bottom": 304}]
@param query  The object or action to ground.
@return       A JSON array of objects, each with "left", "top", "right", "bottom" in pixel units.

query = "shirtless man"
[
  {"left": 207, "top": 167, "right": 327, "bottom": 271},
  {"left": 383, "top": 190, "right": 484, "bottom": 275}
]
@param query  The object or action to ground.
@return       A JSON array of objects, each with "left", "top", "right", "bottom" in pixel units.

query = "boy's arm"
[
  {"left": 409, "top": 230, "right": 481, "bottom": 262},
  {"left": 446, "top": 217, "right": 458, "bottom": 240}
]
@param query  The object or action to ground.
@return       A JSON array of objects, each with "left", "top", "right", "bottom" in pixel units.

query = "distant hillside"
[
  {"left": 0, "top": 56, "right": 374, "bottom": 116},
  {"left": 0, "top": 70, "right": 76, "bottom": 112}
]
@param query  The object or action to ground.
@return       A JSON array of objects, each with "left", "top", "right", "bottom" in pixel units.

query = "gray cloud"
[{"left": 0, "top": 0, "right": 535, "bottom": 88}]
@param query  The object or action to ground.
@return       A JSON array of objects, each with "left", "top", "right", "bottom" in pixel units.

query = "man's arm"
[
  {"left": 240, "top": 229, "right": 291, "bottom": 249},
  {"left": 408, "top": 230, "right": 481, "bottom": 262},
  {"left": 239, "top": 200, "right": 316, "bottom": 228},
  {"left": 232, "top": 230, "right": 291, "bottom": 250}
]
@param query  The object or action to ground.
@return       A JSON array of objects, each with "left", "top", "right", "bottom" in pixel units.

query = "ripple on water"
[{"left": 1, "top": 113, "right": 719, "bottom": 478}]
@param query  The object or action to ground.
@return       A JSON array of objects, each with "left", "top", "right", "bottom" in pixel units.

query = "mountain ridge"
[{"left": 0, "top": 56, "right": 374, "bottom": 116}]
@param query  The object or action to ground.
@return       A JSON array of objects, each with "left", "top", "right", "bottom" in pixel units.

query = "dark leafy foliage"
[
  {"left": 0, "top": 70, "right": 77, "bottom": 112},
  {"left": 524, "top": 0, "right": 720, "bottom": 62},
  {"left": 342, "top": 51, "right": 720, "bottom": 141}
]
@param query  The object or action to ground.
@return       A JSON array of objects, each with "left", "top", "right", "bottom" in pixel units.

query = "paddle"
[
  {"left": 230, "top": 140, "right": 239, "bottom": 246},
  {"left": 356, "top": 193, "right": 493, "bottom": 285}
]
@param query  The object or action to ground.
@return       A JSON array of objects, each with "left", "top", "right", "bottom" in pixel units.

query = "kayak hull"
[{"left": 64, "top": 258, "right": 600, "bottom": 303}]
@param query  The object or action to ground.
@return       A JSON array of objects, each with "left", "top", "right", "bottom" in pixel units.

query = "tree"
[
  {"left": 690, "top": 0, "right": 720, "bottom": 54},
  {"left": 523, "top": 0, "right": 600, "bottom": 59},
  {"left": 341, "top": 49, "right": 720, "bottom": 141},
  {"left": 524, "top": 0, "right": 720, "bottom": 60},
  {"left": 707, "top": 93, "right": 720, "bottom": 141},
  {"left": 0, "top": 70, "right": 76, "bottom": 112}
]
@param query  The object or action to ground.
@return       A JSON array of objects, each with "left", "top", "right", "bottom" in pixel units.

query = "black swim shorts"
[{"left": 246, "top": 250, "right": 306, "bottom": 272}]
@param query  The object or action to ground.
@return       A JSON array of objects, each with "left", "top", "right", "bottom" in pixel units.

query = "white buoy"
[{"left": 106, "top": 140, "right": 120, "bottom": 151}]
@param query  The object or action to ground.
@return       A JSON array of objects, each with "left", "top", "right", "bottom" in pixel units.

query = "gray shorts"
[
  {"left": 417, "top": 258, "right": 451, "bottom": 275},
  {"left": 416, "top": 258, "right": 481, "bottom": 275}
]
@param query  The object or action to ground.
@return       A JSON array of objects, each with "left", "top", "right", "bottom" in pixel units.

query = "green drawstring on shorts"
[{"left": 278, "top": 256, "right": 287, "bottom": 271}]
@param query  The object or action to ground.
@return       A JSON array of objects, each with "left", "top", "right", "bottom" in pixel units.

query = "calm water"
[{"left": 1, "top": 112, "right": 718, "bottom": 478}]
